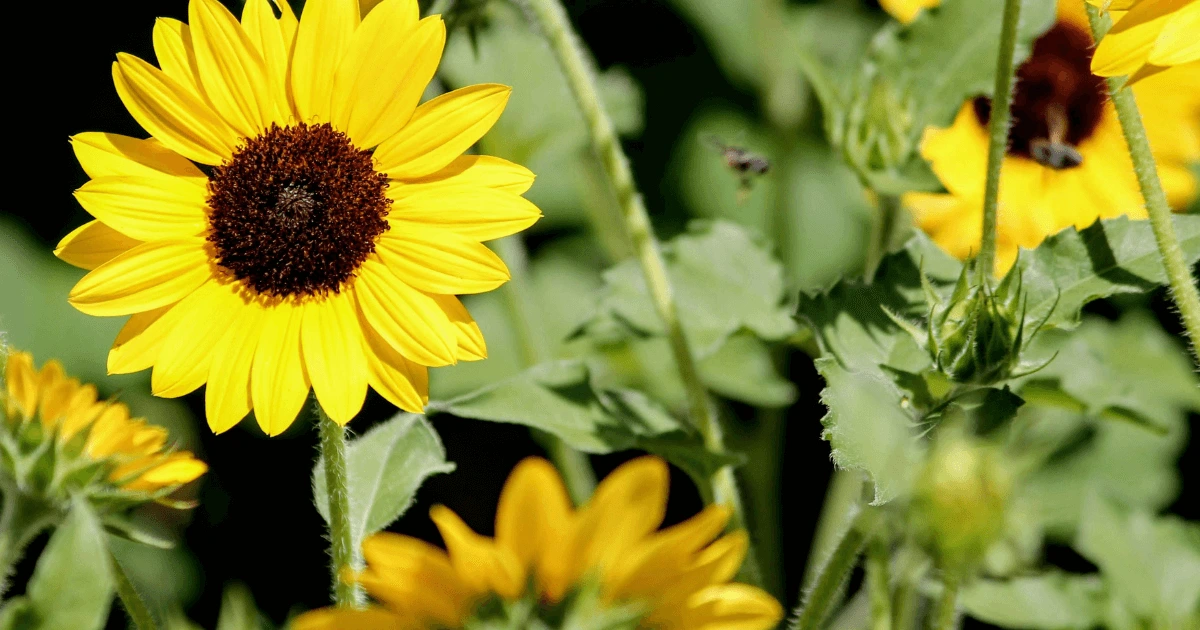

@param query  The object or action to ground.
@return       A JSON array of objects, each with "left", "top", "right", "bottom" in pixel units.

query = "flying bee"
[
  {"left": 704, "top": 135, "right": 770, "bottom": 201},
  {"left": 1030, "top": 103, "right": 1084, "bottom": 170}
]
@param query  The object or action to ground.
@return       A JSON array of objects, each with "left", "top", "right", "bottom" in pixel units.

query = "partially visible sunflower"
[
  {"left": 880, "top": 0, "right": 1200, "bottom": 273},
  {"left": 292, "top": 457, "right": 783, "bottom": 630},
  {"left": 1089, "top": 0, "right": 1200, "bottom": 84},
  {"left": 2, "top": 350, "right": 206, "bottom": 494},
  {"left": 58, "top": 0, "right": 540, "bottom": 436}
]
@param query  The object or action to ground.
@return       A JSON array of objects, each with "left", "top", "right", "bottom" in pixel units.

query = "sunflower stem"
[
  {"left": 789, "top": 505, "right": 875, "bottom": 630},
  {"left": 494, "top": 236, "right": 597, "bottom": 505},
  {"left": 516, "top": 0, "right": 754, "bottom": 562},
  {"left": 314, "top": 404, "right": 362, "bottom": 607},
  {"left": 867, "top": 534, "right": 893, "bottom": 630},
  {"left": 1085, "top": 4, "right": 1200, "bottom": 366},
  {"left": 978, "top": 0, "right": 1024, "bottom": 279},
  {"left": 111, "top": 550, "right": 159, "bottom": 630},
  {"left": 932, "top": 569, "right": 962, "bottom": 630}
]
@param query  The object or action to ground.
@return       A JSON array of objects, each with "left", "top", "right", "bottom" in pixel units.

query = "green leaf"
[
  {"left": 815, "top": 357, "right": 923, "bottom": 504},
  {"left": 960, "top": 572, "right": 1104, "bottom": 629},
  {"left": 1017, "top": 215, "right": 1200, "bottom": 330},
  {"left": 0, "top": 598, "right": 33, "bottom": 630},
  {"left": 313, "top": 412, "right": 455, "bottom": 551},
  {"left": 698, "top": 333, "right": 797, "bottom": 408},
  {"left": 583, "top": 221, "right": 797, "bottom": 358},
  {"left": 25, "top": 500, "right": 113, "bottom": 630},
  {"left": 215, "top": 583, "right": 269, "bottom": 630}
]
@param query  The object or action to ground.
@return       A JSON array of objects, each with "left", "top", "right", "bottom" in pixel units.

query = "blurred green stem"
[
  {"left": 736, "top": 406, "right": 786, "bottom": 598},
  {"left": 978, "top": 0, "right": 1024, "bottom": 278},
  {"left": 867, "top": 535, "right": 892, "bottom": 630},
  {"left": 755, "top": 0, "right": 806, "bottom": 132},
  {"left": 315, "top": 404, "right": 363, "bottom": 607},
  {"left": 931, "top": 569, "right": 962, "bottom": 630},
  {"left": 517, "top": 0, "right": 755, "bottom": 571},
  {"left": 494, "top": 236, "right": 597, "bottom": 505},
  {"left": 111, "top": 551, "right": 158, "bottom": 630},
  {"left": 0, "top": 488, "right": 54, "bottom": 597},
  {"left": 865, "top": 195, "right": 901, "bottom": 281},
  {"left": 1086, "top": 5, "right": 1200, "bottom": 366},
  {"left": 791, "top": 506, "right": 876, "bottom": 630},
  {"left": 805, "top": 470, "right": 862, "bottom": 586}
]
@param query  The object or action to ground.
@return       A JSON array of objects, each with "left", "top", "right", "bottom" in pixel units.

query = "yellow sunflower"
[
  {"left": 292, "top": 456, "right": 783, "bottom": 630},
  {"left": 881, "top": 0, "right": 1200, "bottom": 273},
  {"left": 57, "top": 0, "right": 540, "bottom": 436},
  {"left": 3, "top": 350, "right": 206, "bottom": 493},
  {"left": 1090, "top": 0, "right": 1200, "bottom": 84}
]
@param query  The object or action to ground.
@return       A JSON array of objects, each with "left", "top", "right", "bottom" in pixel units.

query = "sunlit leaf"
[{"left": 25, "top": 500, "right": 114, "bottom": 630}]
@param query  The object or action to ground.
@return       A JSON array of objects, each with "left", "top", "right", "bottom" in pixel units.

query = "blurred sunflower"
[
  {"left": 1090, "top": 0, "right": 1200, "bottom": 84},
  {"left": 883, "top": 0, "right": 1200, "bottom": 273},
  {"left": 292, "top": 457, "right": 783, "bottom": 630},
  {"left": 57, "top": 0, "right": 540, "bottom": 436},
  {"left": 2, "top": 350, "right": 206, "bottom": 494}
]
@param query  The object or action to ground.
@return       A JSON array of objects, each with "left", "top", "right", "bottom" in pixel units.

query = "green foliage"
[
  {"left": 215, "top": 583, "right": 271, "bottom": 630},
  {"left": 20, "top": 501, "right": 114, "bottom": 630},
  {"left": 960, "top": 573, "right": 1105, "bottom": 629},
  {"left": 313, "top": 412, "right": 455, "bottom": 555}
]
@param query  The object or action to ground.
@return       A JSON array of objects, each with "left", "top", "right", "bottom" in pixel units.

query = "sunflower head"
[
  {"left": 0, "top": 350, "right": 206, "bottom": 510},
  {"left": 292, "top": 456, "right": 784, "bottom": 630}
]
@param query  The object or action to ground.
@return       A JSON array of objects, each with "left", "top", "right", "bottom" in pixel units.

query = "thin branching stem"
[
  {"left": 867, "top": 534, "right": 893, "bottom": 630},
  {"left": 111, "top": 551, "right": 159, "bottom": 630},
  {"left": 978, "top": 0, "right": 1024, "bottom": 278},
  {"left": 790, "top": 506, "right": 876, "bottom": 630},
  {"left": 931, "top": 569, "right": 962, "bottom": 630}
]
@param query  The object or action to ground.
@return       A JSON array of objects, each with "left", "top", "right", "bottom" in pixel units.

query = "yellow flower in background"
[
  {"left": 882, "top": 0, "right": 1200, "bottom": 273},
  {"left": 879, "top": 0, "right": 940, "bottom": 24},
  {"left": 293, "top": 457, "right": 783, "bottom": 630},
  {"left": 57, "top": 0, "right": 540, "bottom": 436},
  {"left": 3, "top": 350, "right": 206, "bottom": 493},
  {"left": 1090, "top": 0, "right": 1200, "bottom": 84}
]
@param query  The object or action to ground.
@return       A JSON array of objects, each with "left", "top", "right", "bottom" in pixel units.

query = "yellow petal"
[
  {"left": 302, "top": 292, "right": 368, "bottom": 424},
  {"left": 388, "top": 155, "right": 536, "bottom": 197},
  {"left": 5, "top": 352, "right": 39, "bottom": 420},
  {"left": 431, "top": 295, "right": 487, "bottom": 362},
  {"left": 151, "top": 281, "right": 245, "bottom": 397},
  {"left": 73, "top": 176, "right": 208, "bottom": 241},
  {"left": 153, "top": 18, "right": 203, "bottom": 97},
  {"left": 1091, "top": 0, "right": 1188, "bottom": 77},
  {"left": 251, "top": 300, "right": 310, "bottom": 436},
  {"left": 680, "top": 584, "right": 784, "bottom": 630},
  {"left": 494, "top": 457, "right": 574, "bottom": 599},
  {"left": 206, "top": 301, "right": 266, "bottom": 433},
  {"left": 606, "top": 505, "right": 732, "bottom": 600},
  {"left": 332, "top": 5, "right": 438, "bottom": 149},
  {"left": 359, "top": 533, "right": 469, "bottom": 626},
  {"left": 290, "top": 0, "right": 359, "bottom": 122},
  {"left": 429, "top": 505, "right": 526, "bottom": 600},
  {"left": 276, "top": 0, "right": 300, "bottom": 51},
  {"left": 1148, "top": 2, "right": 1200, "bottom": 66},
  {"left": 55, "top": 221, "right": 143, "bottom": 271},
  {"left": 71, "top": 132, "right": 205, "bottom": 181},
  {"left": 291, "top": 607, "right": 414, "bottom": 630},
  {"left": 69, "top": 238, "right": 212, "bottom": 317},
  {"left": 189, "top": 0, "right": 279, "bottom": 135},
  {"left": 113, "top": 53, "right": 238, "bottom": 165},
  {"left": 58, "top": 384, "right": 103, "bottom": 442},
  {"left": 375, "top": 224, "right": 510, "bottom": 295},
  {"left": 354, "top": 259, "right": 457, "bottom": 367},
  {"left": 240, "top": 0, "right": 292, "bottom": 122},
  {"left": 374, "top": 84, "right": 511, "bottom": 179},
  {"left": 878, "top": 0, "right": 940, "bottom": 24},
  {"left": 126, "top": 452, "right": 208, "bottom": 491},
  {"left": 363, "top": 326, "right": 429, "bottom": 413},
  {"left": 575, "top": 456, "right": 669, "bottom": 571},
  {"left": 108, "top": 305, "right": 178, "bottom": 374},
  {"left": 389, "top": 187, "right": 541, "bottom": 242}
]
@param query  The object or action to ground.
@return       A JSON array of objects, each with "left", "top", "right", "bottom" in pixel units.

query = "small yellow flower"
[
  {"left": 58, "top": 0, "right": 541, "bottom": 436},
  {"left": 2, "top": 350, "right": 206, "bottom": 493},
  {"left": 292, "top": 457, "right": 783, "bottom": 630},
  {"left": 882, "top": 0, "right": 1200, "bottom": 273},
  {"left": 1089, "top": 0, "right": 1200, "bottom": 84}
]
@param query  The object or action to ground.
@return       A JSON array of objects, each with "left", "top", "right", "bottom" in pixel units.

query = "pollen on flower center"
[
  {"left": 206, "top": 122, "right": 391, "bottom": 298},
  {"left": 972, "top": 22, "right": 1108, "bottom": 159}
]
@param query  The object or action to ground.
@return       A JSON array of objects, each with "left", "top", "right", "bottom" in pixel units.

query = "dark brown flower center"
[
  {"left": 207, "top": 123, "right": 391, "bottom": 298},
  {"left": 973, "top": 22, "right": 1108, "bottom": 164}
]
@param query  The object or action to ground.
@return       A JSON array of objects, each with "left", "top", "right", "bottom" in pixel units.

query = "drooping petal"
[
  {"left": 332, "top": 4, "right": 439, "bottom": 149},
  {"left": 1147, "top": 1, "right": 1200, "bottom": 67},
  {"left": 113, "top": 53, "right": 238, "bottom": 165},
  {"left": 359, "top": 534, "right": 470, "bottom": 626},
  {"left": 71, "top": 133, "right": 205, "bottom": 181},
  {"left": 290, "top": 0, "right": 359, "bottom": 122},
  {"left": 676, "top": 583, "right": 784, "bottom": 630},
  {"left": 69, "top": 238, "right": 212, "bottom": 317},
  {"left": 363, "top": 326, "right": 429, "bottom": 413},
  {"left": 430, "top": 295, "right": 486, "bottom": 361},
  {"left": 302, "top": 291, "right": 369, "bottom": 424},
  {"left": 494, "top": 457, "right": 574, "bottom": 600},
  {"left": 189, "top": 0, "right": 279, "bottom": 135},
  {"left": 73, "top": 176, "right": 208, "bottom": 241},
  {"left": 429, "top": 506, "right": 525, "bottom": 600},
  {"left": 574, "top": 456, "right": 669, "bottom": 571},
  {"left": 1091, "top": 0, "right": 1187, "bottom": 77},
  {"left": 387, "top": 155, "right": 536, "bottom": 198},
  {"left": 206, "top": 300, "right": 266, "bottom": 433},
  {"left": 4, "top": 352, "right": 39, "bottom": 420},
  {"left": 151, "top": 281, "right": 245, "bottom": 397},
  {"left": 125, "top": 452, "right": 208, "bottom": 491},
  {"left": 241, "top": 0, "right": 292, "bottom": 122},
  {"left": 375, "top": 224, "right": 509, "bottom": 295},
  {"left": 291, "top": 607, "right": 414, "bottom": 630},
  {"left": 374, "top": 84, "right": 511, "bottom": 179},
  {"left": 251, "top": 300, "right": 310, "bottom": 436},
  {"left": 389, "top": 187, "right": 541, "bottom": 242},
  {"left": 55, "top": 221, "right": 143, "bottom": 270},
  {"left": 152, "top": 18, "right": 203, "bottom": 96},
  {"left": 354, "top": 258, "right": 457, "bottom": 367},
  {"left": 108, "top": 305, "right": 178, "bottom": 374}
]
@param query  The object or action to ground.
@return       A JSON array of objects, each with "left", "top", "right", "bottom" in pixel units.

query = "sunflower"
[
  {"left": 292, "top": 456, "right": 783, "bottom": 630},
  {"left": 1090, "top": 0, "right": 1200, "bottom": 84},
  {"left": 2, "top": 350, "right": 206, "bottom": 494},
  {"left": 56, "top": 0, "right": 540, "bottom": 436},
  {"left": 881, "top": 0, "right": 1200, "bottom": 273}
]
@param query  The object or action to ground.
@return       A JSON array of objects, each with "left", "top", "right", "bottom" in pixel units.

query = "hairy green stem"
[
  {"left": 804, "top": 470, "right": 863, "bottom": 586},
  {"left": 494, "top": 236, "right": 597, "bottom": 505},
  {"left": 867, "top": 535, "right": 893, "bottom": 630},
  {"left": 0, "top": 489, "right": 54, "bottom": 597},
  {"left": 1086, "top": 5, "right": 1200, "bottom": 365},
  {"left": 111, "top": 552, "right": 159, "bottom": 630},
  {"left": 791, "top": 507, "right": 875, "bottom": 630},
  {"left": 931, "top": 570, "right": 962, "bottom": 630},
  {"left": 516, "top": 0, "right": 753, "bottom": 560},
  {"left": 978, "top": 0, "right": 1024, "bottom": 277},
  {"left": 315, "top": 405, "right": 361, "bottom": 607}
]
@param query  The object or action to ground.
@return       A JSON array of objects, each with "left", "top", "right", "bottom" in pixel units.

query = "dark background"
[{"left": 2, "top": 0, "right": 1196, "bottom": 627}]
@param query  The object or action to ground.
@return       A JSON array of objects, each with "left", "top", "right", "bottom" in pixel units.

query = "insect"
[
  {"left": 704, "top": 135, "right": 771, "bottom": 201},
  {"left": 1030, "top": 104, "right": 1084, "bottom": 170}
]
